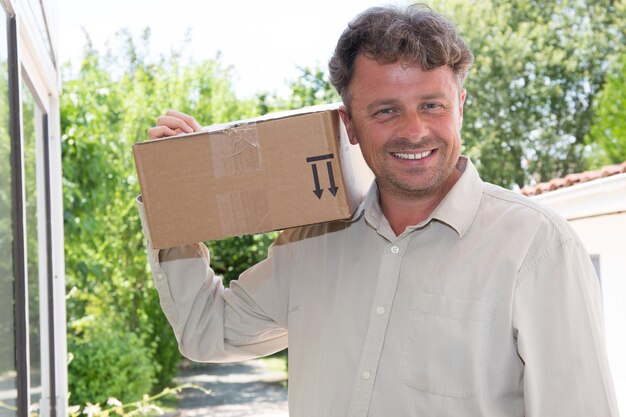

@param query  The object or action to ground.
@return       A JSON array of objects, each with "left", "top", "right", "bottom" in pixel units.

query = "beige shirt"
[{"left": 138, "top": 157, "right": 619, "bottom": 417}]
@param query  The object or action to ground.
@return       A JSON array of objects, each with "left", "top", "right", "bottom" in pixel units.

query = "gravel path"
[{"left": 172, "top": 359, "right": 288, "bottom": 417}]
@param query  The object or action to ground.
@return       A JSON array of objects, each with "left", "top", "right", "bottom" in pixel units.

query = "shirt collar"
[
  {"left": 428, "top": 156, "right": 483, "bottom": 237},
  {"left": 359, "top": 181, "right": 383, "bottom": 228},
  {"left": 358, "top": 156, "right": 483, "bottom": 238}
]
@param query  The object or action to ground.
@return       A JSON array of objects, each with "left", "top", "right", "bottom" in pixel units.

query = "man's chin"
[
  {"left": 385, "top": 181, "right": 443, "bottom": 200},
  {"left": 383, "top": 170, "right": 458, "bottom": 200}
]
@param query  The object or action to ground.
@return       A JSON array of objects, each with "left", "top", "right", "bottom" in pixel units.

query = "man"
[{"left": 142, "top": 5, "right": 619, "bottom": 416}]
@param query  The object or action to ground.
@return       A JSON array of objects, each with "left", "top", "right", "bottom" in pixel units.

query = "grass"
[
  {"left": 259, "top": 350, "right": 288, "bottom": 388},
  {"left": 260, "top": 356, "right": 288, "bottom": 375}
]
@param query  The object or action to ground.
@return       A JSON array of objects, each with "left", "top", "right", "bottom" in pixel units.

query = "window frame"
[
  {"left": 8, "top": 10, "right": 30, "bottom": 417},
  {"left": 3, "top": 0, "right": 64, "bottom": 415}
]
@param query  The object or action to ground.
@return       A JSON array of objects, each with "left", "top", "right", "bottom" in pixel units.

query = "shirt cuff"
[{"left": 136, "top": 195, "right": 160, "bottom": 264}]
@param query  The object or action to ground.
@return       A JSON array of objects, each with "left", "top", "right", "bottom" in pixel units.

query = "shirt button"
[
  {"left": 391, "top": 246, "right": 399, "bottom": 254},
  {"left": 376, "top": 306, "right": 385, "bottom": 315},
  {"left": 362, "top": 371, "right": 371, "bottom": 380}
]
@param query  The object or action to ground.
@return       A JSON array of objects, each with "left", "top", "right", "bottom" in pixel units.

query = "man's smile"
[{"left": 391, "top": 149, "right": 434, "bottom": 160}]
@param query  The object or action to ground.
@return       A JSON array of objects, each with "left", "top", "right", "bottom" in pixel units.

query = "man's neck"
[
  {"left": 379, "top": 192, "right": 443, "bottom": 236},
  {"left": 379, "top": 169, "right": 463, "bottom": 236}
]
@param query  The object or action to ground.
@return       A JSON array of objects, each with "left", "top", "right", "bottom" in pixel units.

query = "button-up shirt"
[{"left": 138, "top": 157, "right": 619, "bottom": 416}]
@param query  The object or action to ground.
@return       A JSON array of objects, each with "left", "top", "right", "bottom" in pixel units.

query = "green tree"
[
  {"left": 433, "top": 0, "right": 626, "bottom": 187},
  {"left": 286, "top": 67, "right": 340, "bottom": 109},
  {"left": 585, "top": 53, "right": 626, "bottom": 166},
  {"left": 253, "top": 66, "right": 340, "bottom": 116},
  {"left": 61, "top": 29, "right": 260, "bottom": 399}
]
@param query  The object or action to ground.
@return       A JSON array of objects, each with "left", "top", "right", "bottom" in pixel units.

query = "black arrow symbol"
[
  {"left": 327, "top": 161, "right": 338, "bottom": 196},
  {"left": 311, "top": 164, "right": 324, "bottom": 199}
]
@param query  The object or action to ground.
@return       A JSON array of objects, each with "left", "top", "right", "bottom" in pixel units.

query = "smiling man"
[
  {"left": 141, "top": 4, "right": 619, "bottom": 416},
  {"left": 338, "top": 55, "right": 466, "bottom": 235}
]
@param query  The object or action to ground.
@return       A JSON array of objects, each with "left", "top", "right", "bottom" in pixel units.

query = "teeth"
[{"left": 392, "top": 150, "right": 433, "bottom": 160}]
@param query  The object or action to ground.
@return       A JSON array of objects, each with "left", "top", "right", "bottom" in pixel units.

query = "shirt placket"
[{"left": 348, "top": 237, "right": 408, "bottom": 417}]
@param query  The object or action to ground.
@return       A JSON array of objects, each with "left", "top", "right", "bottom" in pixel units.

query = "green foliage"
[
  {"left": 67, "top": 326, "right": 156, "bottom": 405},
  {"left": 67, "top": 383, "right": 211, "bottom": 417},
  {"left": 253, "top": 66, "right": 340, "bottom": 116},
  {"left": 586, "top": 52, "right": 626, "bottom": 166},
  {"left": 208, "top": 233, "right": 278, "bottom": 286},
  {"left": 61, "top": 29, "right": 261, "bottom": 399},
  {"left": 432, "top": 0, "right": 626, "bottom": 187},
  {"left": 286, "top": 67, "right": 340, "bottom": 109}
]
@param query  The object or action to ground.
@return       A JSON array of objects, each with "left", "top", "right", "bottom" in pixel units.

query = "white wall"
[{"left": 570, "top": 212, "right": 626, "bottom": 414}]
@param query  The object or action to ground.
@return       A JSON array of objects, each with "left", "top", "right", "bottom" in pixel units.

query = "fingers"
[
  {"left": 147, "top": 125, "right": 179, "bottom": 140},
  {"left": 164, "top": 109, "right": 202, "bottom": 131},
  {"left": 147, "top": 109, "right": 202, "bottom": 140}
]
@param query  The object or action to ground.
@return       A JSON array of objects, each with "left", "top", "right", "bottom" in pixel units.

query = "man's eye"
[
  {"left": 423, "top": 103, "right": 443, "bottom": 111},
  {"left": 375, "top": 108, "right": 395, "bottom": 116}
]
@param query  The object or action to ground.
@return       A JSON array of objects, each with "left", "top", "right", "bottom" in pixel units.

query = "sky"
[{"left": 58, "top": 0, "right": 398, "bottom": 98}]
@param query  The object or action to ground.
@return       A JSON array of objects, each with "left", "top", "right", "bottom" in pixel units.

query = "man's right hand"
[{"left": 147, "top": 110, "right": 202, "bottom": 140}]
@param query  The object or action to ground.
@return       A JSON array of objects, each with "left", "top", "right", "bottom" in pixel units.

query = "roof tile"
[{"left": 519, "top": 161, "right": 626, "bottom": 196}]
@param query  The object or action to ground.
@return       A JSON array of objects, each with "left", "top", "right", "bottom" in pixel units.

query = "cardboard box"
[{"left": 133, "top": 104, "right": 374, "bottom": 249}]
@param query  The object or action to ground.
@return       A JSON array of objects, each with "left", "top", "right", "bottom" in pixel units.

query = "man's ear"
[
  {"left": 459, "top": 88, "right": 467, "bottom": 119},
  {"left": 339, "top": 105, "right": 358, "bottom": 145}
]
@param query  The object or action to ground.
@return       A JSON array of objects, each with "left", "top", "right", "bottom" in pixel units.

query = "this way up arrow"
[
  {"left": 327, "top": 161, "right": 339, "bottom": 196},
  {"left": 311, "top": 164, "right": 324, "bottom": 199}
]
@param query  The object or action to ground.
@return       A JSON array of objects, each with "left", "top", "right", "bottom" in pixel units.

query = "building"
[
  {"left": 0, "top": 0, "right": 66, "bottom": 416},
  {"left": 522, "top": 161, "right": 626, "bottom": 414}
]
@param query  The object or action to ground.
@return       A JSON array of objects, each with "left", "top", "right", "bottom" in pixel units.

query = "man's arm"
[
  {"left": 137, "top": 197, "right": 289, "bottom": 362},
  {"left": 138, "top": 110, "right": 289, "bottom": 362},
  {"left": 513, "top": 236, "right": 619, "bottom": 416}
]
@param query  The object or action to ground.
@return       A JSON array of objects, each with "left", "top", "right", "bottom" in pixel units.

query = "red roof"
[{"left": 520, "top": 161, "right": 626, "bottom": 196}]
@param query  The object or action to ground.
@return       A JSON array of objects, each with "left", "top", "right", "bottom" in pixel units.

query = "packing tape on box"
[
  {"left": 209, "top": 122, "right": 261, "bottom": 178},
  {"left": 216, "top": 188, "right": 272, "bottom": 237}
]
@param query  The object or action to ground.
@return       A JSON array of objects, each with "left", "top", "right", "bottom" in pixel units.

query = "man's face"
[{"left": 340, "top": 55, "right": 466, "bottom": 202}]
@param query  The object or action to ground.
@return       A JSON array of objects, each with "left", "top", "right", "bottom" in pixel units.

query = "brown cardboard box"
[{"left": 133, "top": 104, "right": 374, "bottom": 249}]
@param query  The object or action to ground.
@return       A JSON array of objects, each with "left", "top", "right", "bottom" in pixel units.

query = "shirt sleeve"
[
  {"left": 136, "top": 196, "right": 290, "bottom": 363},
  {"left": 513, "top": 236, "right": 619, "bottom": 416}
]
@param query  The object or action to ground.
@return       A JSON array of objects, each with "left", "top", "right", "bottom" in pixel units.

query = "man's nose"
[{"left": 397, "top": 111, "right": 428, "bottom": 142}]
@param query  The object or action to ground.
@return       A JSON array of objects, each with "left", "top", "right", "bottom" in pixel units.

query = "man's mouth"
[{"left": 391, "top": 150, "right": 433, "bottom": 160}]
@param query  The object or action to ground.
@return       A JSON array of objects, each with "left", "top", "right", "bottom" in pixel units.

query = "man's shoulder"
[
  {"left": 276, "top": 216, "right": 361, "bottom": 249},
  {"left": 479, "top": 182, "right": 575, "bottom": 240}
]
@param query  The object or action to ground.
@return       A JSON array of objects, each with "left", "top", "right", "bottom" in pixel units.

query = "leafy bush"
[
  {"left": 586, "top": 53, "right": 626, "bottom": 167},
  {"left": 208, "top": 232, "right": 278, "bottom": 286},
  {"left": 60, "top": 31, "right": 337, "bottom": 403},
  {"left": 68, "top": 327, "right": 155, "bottom": 405},
  {"left": 61, "top": 31, "right": 262, "bottom": 401}
]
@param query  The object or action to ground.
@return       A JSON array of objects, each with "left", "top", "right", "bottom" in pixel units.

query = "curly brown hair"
[{"left": 328, "top": 4, "right": 473, "bottom": 105}]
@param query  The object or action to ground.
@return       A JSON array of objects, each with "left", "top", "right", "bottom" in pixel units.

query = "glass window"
[
  {"left": 22, "top": 0, "right": 53, "bottom": 65},
  {"left": 0, "top": 10, "right": 17, "bottom": 417},
  {"left": 591, "top": 254, "right": 601, "bottom": 277},
  {"left": 21, "top": 80, "right": 46, "bottom": 416},
  {"left": 591, "top": 254, "right": 601, "bottom": 287}
]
